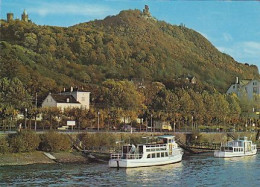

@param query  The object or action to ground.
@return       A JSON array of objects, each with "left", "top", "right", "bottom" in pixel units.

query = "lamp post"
[
  {"left": 34, "top": 92, "right": 37, "bottom": 131},
  {"left": 24, "top": 108, "right": 27, "bottom": 129},
  {"left": 97, "top": 111, "right": 100, "bottom": 131},
  {"left": 150, "top": 114, "right": 153, "bottom": 132}
]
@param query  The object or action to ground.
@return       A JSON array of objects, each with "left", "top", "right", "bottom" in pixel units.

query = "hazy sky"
[{"left": 1, "top": 0, "right": 260, "bottom": 71}]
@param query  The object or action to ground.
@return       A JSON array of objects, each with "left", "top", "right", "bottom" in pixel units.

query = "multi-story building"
[
  {"left": 226, "top": 77, "right": 260, "bottom": 100},
  {"left": 42, "top": 87, "right": 90, "bottom": 111}
]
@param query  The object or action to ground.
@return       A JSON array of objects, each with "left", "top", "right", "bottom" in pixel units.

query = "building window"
[{"left": 253, "top": 87, "right": 258, "bottom": 93}]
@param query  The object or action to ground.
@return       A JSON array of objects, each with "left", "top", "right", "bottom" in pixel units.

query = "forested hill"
[{"left": 0, "top": 9, "right": 259, "bottom": 99}]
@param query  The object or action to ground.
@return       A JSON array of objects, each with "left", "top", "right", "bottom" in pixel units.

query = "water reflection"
[
  {"left": 125, "top": 162, "right": 183, "bottom": 175},
  {"left": 0, "top": 154, "right": 259, "bottom": 186},
  {"left": 223, "top": 155, "right": 257, "bottom": 163},
  {"left": 123, "top": 163, "right": 183, "bottom": 186}
]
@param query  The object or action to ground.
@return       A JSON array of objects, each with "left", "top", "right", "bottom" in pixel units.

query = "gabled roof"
[
  {"left": 239, "top": 79, "right": 252, "bottom": 86},
  {"left": 157, "top": 135, "right": 175, "bottom": 139},
  {"left": 51, "top": 94, "right": 80, "bottom": 104}
]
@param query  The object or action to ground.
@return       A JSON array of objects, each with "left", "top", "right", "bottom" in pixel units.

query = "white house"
[
  {"left": 227, "top": 77, "right": 260, "bottom": 100},
  {"left": 42, "top": 87, "right": 90, "bottom": 111}
]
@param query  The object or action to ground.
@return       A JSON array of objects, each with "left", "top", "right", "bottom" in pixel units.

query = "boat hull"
[
  {"left": 214, "top": 150, "right": 257, "bottom": 158},
  {"left": 109, "top": 154, "right": 182, "bottom": 168}
]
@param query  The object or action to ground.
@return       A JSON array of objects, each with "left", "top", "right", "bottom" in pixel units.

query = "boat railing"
[
  {"left": 110, "top": 153, "right": 143, "bottom": 159},
  {"left": 145, "top": 144, "right": 167, "bottom": 152},
  {"left": 125, "top": 153, "right": 143, "bottom": 159},
  {"left": 110, "top": 154, "right": 122, "bottom": 159}
]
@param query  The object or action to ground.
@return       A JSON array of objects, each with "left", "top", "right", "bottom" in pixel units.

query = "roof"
[
  {"left": 51, "top": 94, "right": 80, "bottom": 104},
  {"left": 157, "top": 135, "right": 175, "bottom": 139},
  {"left": 63, "top": 87, "right": 90, "bottom": 93},
  {"left": 239, "top": 79, "right": 252, "bottom": 86}
]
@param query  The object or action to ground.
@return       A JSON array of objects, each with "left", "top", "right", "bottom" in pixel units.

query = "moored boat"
[
  {"left": 214, "top": 136, "right": 257, "bottom": 158},
  {"left": 109, "top": 135, "right": 183, "bottom": 168}
]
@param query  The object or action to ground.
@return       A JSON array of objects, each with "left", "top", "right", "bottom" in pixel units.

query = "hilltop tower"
[
  {"left": 21, "top": 9, "right": 28, "bottom": 22},
  {"left": 143, "top": 5, "right": 151, "bottom": 17},
  {"left": 7, "top": 13, "right": 14, "bottom": 22}
]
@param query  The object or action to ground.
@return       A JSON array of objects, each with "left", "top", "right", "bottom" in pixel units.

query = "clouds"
[
  {"left": 223, "top": 33, "right": 233, "bottom": 42},
  {"left": 243, "top": 42, "right": 260, "bottom": 56},
  {"left": 217, "top": 41, "right": 260, "bottom": 67},
  {"left": 27, "top": 2, "right": 113, "bottom": 17}
]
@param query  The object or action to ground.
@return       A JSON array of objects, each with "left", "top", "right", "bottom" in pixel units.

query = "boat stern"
[{"left": 214, "top": 150, "right": 225, "bottom": 158}]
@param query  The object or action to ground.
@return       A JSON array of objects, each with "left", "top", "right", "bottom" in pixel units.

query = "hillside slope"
[{"left": 0, "top": 9, "right": 259, "bottom": 97}]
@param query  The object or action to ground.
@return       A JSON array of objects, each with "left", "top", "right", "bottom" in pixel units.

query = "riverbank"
[
  {"left": 0, "top": 151, "right": 89, "bottom": 166},
  {"left": 1, "top": 131, "right": 259, "bottom": 166}
]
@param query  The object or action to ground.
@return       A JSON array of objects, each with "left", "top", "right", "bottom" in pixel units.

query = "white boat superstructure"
[
  {"left": 214, "top": 137, "right": 257, "bottom": 158},
  {"left": 109, "top": 135, "right": 183, "bottom": 168}
]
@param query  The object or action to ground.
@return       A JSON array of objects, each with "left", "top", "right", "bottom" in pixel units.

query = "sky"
[{"left": 1, "top": 0, "right": 260, "bottom": 71}]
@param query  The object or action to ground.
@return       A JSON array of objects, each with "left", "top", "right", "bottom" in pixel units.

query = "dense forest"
[{"left": 0, "top": 9, "right": 259, "bottom": 130}]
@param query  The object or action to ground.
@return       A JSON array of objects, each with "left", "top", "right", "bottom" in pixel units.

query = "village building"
[
  {"left": 41, "top": 87, "right": 90, "bottom": 111},
  {"left": 226, "top": 77, "right": 260, "bottom": 100}
]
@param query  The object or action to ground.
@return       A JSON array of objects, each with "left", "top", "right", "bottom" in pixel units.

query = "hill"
[{"left": 0, "top": 8, "right": 259, "bottom": 99}]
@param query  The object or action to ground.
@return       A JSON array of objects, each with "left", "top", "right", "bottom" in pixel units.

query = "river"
[{"left": 0, "top": 153, "right": 259, "bottom": 186}]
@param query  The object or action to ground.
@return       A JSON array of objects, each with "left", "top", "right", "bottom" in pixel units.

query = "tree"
[
  {"left": 64, "top": 108, "right": 88, "bottom": 130},
  {"left": 41, "top": 107, "right": 61, "bottom": 130}
]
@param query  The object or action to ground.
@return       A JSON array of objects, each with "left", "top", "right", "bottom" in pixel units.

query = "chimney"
[{"left": 236, "top": 77, "right": 239, "bottom": 84}]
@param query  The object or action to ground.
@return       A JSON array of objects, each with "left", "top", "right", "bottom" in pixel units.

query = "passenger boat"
[
  {"left": 109, "top": 135, "right": 183, "bottom": 168},
  {"left": 214, "top": 136, "right": 257, "bottom": 158}
]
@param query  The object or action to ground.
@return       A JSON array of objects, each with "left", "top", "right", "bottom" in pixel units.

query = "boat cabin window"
[
  {"left": 161, "top": 152, "right": 164, "bottom": 157},
  {"left": 163, "top": 138, "right": 167, "bottom": 144},
  {"left": 147, "top": 154, "right": 151, "bottom": 158},
  {"left": 152, "top": 153, "right": 155, "bottom": 158},
  {"left": 157, "top": 153, "right": 160, "bottom": 158},
  {"left": 123, "top": 145, "right": 131, "bottom": 154},
  {"left": 165, "top": 152, "right": 168, "bottom": 157},
  {"left": 139, "top": 145, "right": 143, "bottom": 154}
]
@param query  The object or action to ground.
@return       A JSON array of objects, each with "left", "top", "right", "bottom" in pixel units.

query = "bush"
[
  {"left": 79, "top": 133, "right": 117, "bottom": 150},
  {"left": 8, "top": 130, "right": 40, "bottom": 153},
  {"left": 0, "top": 136, "right": 10, "bottom": 154},
  {"left": 39, "top": 131, "right": 71, "bottom": 152}
]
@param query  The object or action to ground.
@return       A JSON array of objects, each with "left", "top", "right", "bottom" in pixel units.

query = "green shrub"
[
  {"left": 8, "top": 130, "right": 40, "bottom": 153},
  {"left": 0, "top": 136, "right": 10, "bottom": 154},
  {"left": 39, "top": 131, "right": 71, "bottom": 152}
]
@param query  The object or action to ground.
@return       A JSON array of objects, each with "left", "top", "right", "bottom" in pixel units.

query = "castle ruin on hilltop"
[
  {"left": 142, "top": 5, "right": 156, "bottom": 21},
  {"left": 143, "top": 5, "right": 151, "bottom": 17},
  {"left": 6, "top": 10, "right": 31, "bottom": 23}
]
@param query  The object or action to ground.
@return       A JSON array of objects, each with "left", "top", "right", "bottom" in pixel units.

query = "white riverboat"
[
  {"left": 214, "top": 136, "right": 257, "bottom": 158},
  {"left": 109, "top": 135, "right": 183, "bottom": 168}
]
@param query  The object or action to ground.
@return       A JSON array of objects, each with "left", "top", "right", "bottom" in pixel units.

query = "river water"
[{"left": 0, "top": 153, "right": 259, "bottom": 186}]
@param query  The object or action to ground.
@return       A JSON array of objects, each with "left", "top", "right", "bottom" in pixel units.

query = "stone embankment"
[{"left": 0, "top": 151, "right": 89, "bottom": 166}]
